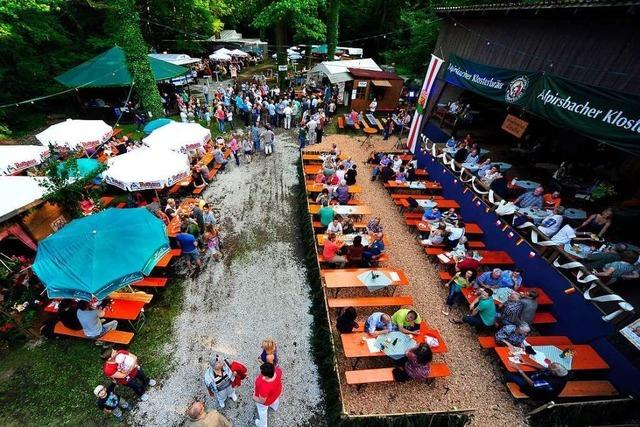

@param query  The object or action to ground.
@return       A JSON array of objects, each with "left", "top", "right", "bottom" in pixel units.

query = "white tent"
[
  {"left": 104, "top": 148, "right": 191, "bottom": 191},
  {"left": 148, "top": 53, "right": 201, "bottom": 66},
  {"left": 0, "top": 176, "right": 49, "bottom": 222},
  {"left": 0, "top": 145, "right": 50, "bottom": 175},
  {"left": 229, "top": 49, "right": 249, "bottom": 57},
  {"left": 209, "top": 51, "right": 232, "bottom": 61},
  {"left": 309, "top": 58, "right": 382, "bottom": 84},
  {"left": 142, "top": 122, "right": 211, "bottom": 153},
  {"left": 36, "top": 119, "right": 113, "bottom": 150},
  {"left": 214, "top": 48, "right": 234, "bottom": 55}
]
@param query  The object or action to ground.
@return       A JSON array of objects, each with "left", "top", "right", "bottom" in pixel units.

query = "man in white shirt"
[
  {"left": 306, "top": 118, "right": 318, "bottom": 145},
  {"left": 551, "top": 224, "right": 576, "bottom": 245},
  {"left": 283, "top": 105, "right": 293, "bottom": 129},
  {"left": 369, "top": 98, "right": 378, "bottom": 113},
  {"left": 326, "top": 218, "right": 343, "bottom": 234},
  {"left": 539, "top": 206, "right": 564, "bottom": 237}
]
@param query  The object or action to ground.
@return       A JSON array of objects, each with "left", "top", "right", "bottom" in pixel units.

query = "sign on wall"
[
  {"left": 358, "top": 81, "right": 368, "bottom": 87},
  {"left": 501, "top": 114, "right": 529, "bottom": 138}
]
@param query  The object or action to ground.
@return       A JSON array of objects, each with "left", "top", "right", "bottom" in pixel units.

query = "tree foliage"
[{"left": 326, "top": 0, "right": 340, "bottom": 59}]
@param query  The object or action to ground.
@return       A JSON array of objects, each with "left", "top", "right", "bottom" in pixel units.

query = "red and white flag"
[{"left": 407, "top": 54, "right": 444, "bottom": 153}]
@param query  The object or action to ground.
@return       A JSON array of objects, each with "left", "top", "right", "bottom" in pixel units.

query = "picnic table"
[
  {"left": 365, "top": 113, "right": 384, "bottom": 131},
  {"left": 384, "top": 180, "right": 442, "bottom": 191},
  {"left": 302, "top": 153, "right": 345, "bottom": 163},
  {"left": 45, "top": 299, "right": 145, "bottom": 321},
  {"left": 322, "top": 268, "right": 409, "bottom": 289},
  {"left": 562, "top": 242, "right": 595, "bottom": 259},
  {"left": 513, "top": 179, "right": 540, "bottom": 191},
  {"left": 306, "top": 183, "right": 362, "bottom": 193},
  {"left": 167, "top": 197, "right": 198, "bottom": 237},
  {"left": 308, "top": 204, "right": 371, "bottom": 215},
  {"left": 341, "top": 323, "right": 447, "bottom": 368},
  {"left": 460, "top": 286, "right": 553, "bottom": 306},
  {"left": 439, "top": 250, "right": 514, "bottom": 267},
  {"left": 515, "top": 206, "right": 550, "bottom": 223},
  {"left": 399, "top": 198, "right": 460, "bottom": 210},
  {"left": 495, "top": 344, "right": 609, "bottom": 372},
  {"left": 564, "top": 208, "right": 588, "bottom": 220},
  {"left": 316, "top": 233, "right": 390, "bottom": 247},
  {"left": 303, "top": 164, "right": 322, "bottom": 176}
]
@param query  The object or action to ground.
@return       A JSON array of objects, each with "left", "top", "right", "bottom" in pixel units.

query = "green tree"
[
  {"left": 253, "top": 0, "right": 325, "bottom": 88},
  {"left": 326, "top": 0, "right": 340, "bottom": 59},
  {"left": 105, "top": 0, "right": 164, "bottom": 118}
]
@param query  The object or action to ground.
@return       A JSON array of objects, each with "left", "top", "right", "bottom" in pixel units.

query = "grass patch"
[{"left": 0, "top": 279, "right": 184, "bottom": 426}]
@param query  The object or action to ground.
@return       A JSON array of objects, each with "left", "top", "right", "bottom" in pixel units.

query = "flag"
[{"left": 407, "top": 54, "right": 445, "bottom": 153}]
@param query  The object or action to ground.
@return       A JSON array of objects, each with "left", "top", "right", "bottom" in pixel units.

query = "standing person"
[
  {"left": 203, "top": 204, "right": 217, "bottom": 228},
  {"left": 251, "top": 123, "right": 261, "bottom": 152},
  {"left": 316, "top": 112, "right": 326, "bottom": 145},
  {"left": 263, "top": 125, "right": 275, "bottom": 156},
  {"left": 94, "top": 383, "right": 130, "bottom": 422},
  {"left": 186, "top": 401, "right": 231, "bottom": 427},
  {"left": 176, "top": 224, "right": 203, "bottom": 269},
  {"left": 215, "top": 106, "right": 226, "bottom": 133},
  {"left": 283, "top": 103, "right": 293, "bottom": 129},
  {"left": 369, "top": 98, "right": 377, "bottom": 113},
  {"left": 204, "top": 356, "right": 238, "bottom": 409},
  {"left": 257, "top": 339, "right": 279, "bottom": 366},
  {"left": 298, "top": 125, "right": 307, "bottom": 150},
  {"left": 76, "top": 300, "right": 118, "bottom": 340},
  {"left": 203, "top": 82, "right": 211, "bottom": 105},
  {"left": 102, "top": 348, "right": 156, "bottom": 401},
  {"left": 306, "top": 117, "right": 317, "bottom": 145},
  {"left": 229, "top": 135, "right": 240, "bottom": 166},
  {"left": 243, "top": 136, "right": 253, "bottom": 163},
  {"left": 253, "top": 362, "right": 283, "bottom": 427}
]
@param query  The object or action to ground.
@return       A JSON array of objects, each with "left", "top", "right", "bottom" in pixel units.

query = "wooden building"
[{"left": 346, "top": 68, "right": 404, "bottom": 112}]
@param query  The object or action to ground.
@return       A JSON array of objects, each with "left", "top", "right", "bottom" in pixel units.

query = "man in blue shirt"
[
  {"left": 267, "top": 102, "right": 276, "bottom": 126},
  {"left": 506, "top": 360, "right": 568, "bottom": 401},
  {"left": 364, "top": 312, "right": 394, "bottom": 336},
  {"left": 515, "top": 186, "right": 544, "bottom": 209},
  {"left": 498, "top": 269, "right": 523, "bottom": 289},
  {"left": 77, "top": 300, "right": 118, "bottom": 339},
  {"left": 176, "top": 224, "right": 202, "bottom": 269},
  {"left": 363, "top": 233, "right": 386, "bottom": 266},
  {"left": 475, "top": 268, "right": 503, "bottom": 288}
]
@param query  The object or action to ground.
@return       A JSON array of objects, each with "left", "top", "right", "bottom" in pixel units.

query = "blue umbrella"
[
  {"left": 143, "top": 118, "right": 173, "bottom": 134},
  {"left": 57, "top": 158, "right": 101, "bottom": 179},
  {"left": 32, "top": 208, "right": 170, "bottom": 301}
]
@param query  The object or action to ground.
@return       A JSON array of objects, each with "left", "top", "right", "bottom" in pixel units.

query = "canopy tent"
[
  {"left": 33, "top": 208, "right": 170, "bottom": 301},
  {"left": 143, "top": 118, "right": 173, "bottom": 134},
  {"left": 209, "top": 52, "right": 232, "bottom": 61},
  {"left": 148, "top": 53, "right": 200, "bottom": 66},
  {"left": 271, "top": 49, "right": 303, "bottom": 61},
  {"left": 229, "top": 49, "right": 249, "bottom": 57},
  {"left": 214, "top": 47, "right": 234, "bottom": 55},
  {"left": 36, "top": 119, "right": 113, "bottom": 150},
  {"left": 104, "top": 148, "right": 190, "bottom": 191},
  {"left": 309, "top": 58, "right": 382, "bottom": 84},
  {"left": 311, "top": 44, "right": 328, "bottom": 54},
  {"left": 142, "top": 121, "right": 211, "bottom": 153},
  {"left": 57, "top": 158, "right": 101, "bottom": 179},
  {"left": 0, "top": 176, "right": 48, "bottom": 223},
  {"left": 0, "top": 145, "right": 50, "bottom": 176},
  {"left": 55, "top": 46, "right": 189, "bottom": 88}
]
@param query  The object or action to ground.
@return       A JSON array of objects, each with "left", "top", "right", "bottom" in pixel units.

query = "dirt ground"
[
  {"left": 305, "top": 133, "right": 528, "bottom": 426},
  {"left": 132, "top": 130, "right": 324, "bottom": 426}
]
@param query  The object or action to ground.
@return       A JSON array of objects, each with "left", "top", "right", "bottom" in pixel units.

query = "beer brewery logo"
[{"left": 505, "top": 76, "right": 529, "bottom": 103}]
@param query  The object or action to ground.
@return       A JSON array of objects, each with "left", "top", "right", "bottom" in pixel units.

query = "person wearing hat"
[
  {"left": 186, "top": 401, "right": 231, "bottom": 427},
  {"left": 94, "top": 383, "right": 129, "bottom": 421},
  {"left": 204, "top": 356, "right": 237, "bottom": 408}
]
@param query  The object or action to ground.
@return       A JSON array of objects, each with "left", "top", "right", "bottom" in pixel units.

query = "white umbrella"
[
  {"left": 214, "top": 48, "right": 234, "bottom": 55},
  {"left": 104, "top": 148, "right": 191, "bottom": 191},
  {"left": 142, "top": 121, "right": 211, "bottom": 153},
  {"left": 230, "top": 49, "right": 249, "bottom": 57},
  {"left": 36, "top": 119, "right": 113, "bottom": 150},
  {"left": 0, "top": 176, "right": 49, "bottom": 222},
  {"left": 0, "top": 145, "right": 50, "bottom": 175},
  {"left": 209, "top": 52, "right": 232, "bottom": 61}
]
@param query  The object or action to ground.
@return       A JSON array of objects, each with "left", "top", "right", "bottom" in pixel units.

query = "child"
[
  {"left": 242, "top": 136, "right": 252, "bottom": 163},
  {"left": 257, "top": 339, "right": 278, "bottom": 366},
  {"left": 204, "top": 227, "right": 222, "bottom": 261},
  {"left": 94, "top": 384, "right": 130, "bottom": 421},
  {"left": 443, "top": 269, "right": 474, "bottom": 315}
]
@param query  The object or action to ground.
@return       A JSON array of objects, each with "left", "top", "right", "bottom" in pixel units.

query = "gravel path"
[
  {"left": 132, "top": 131, "right": 324, "bottom": 426},
  {"left": 305, "top": 134, "right": 527, "bottom": 426}
]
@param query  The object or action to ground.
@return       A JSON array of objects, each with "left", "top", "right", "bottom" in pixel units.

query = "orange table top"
[
  {"left": 302, "top": 153, "right": 347, "bottom": 162},
  {"left": 306, "top": 183, "right": 362, "bottom": 193},
  {"left": 385, "top": 180, "right": 442, "bottom": 189},
  {"left": 460, "top": 287, "right": 553, "bottom": 306},
  {"left": 103, "top": 299, "right": 145, "bottom": 321},
  {"left": 342, "top": 323, "right": 447, "bottom": 358},
  {"left": 364, "top": 127, "right": 378, "bottom": 135},
  {"left": 495, "top": 345, "right": 609, "bottom": 372},
  {"left": 304, "top": 165, "right": 323, "bottom": 175},
  {"left": 440, "top": 250, "right": 514, "bottom": 266},
  {"left": 316, "top": 234, "right": 390, "bottom": 247},
  {"left": 321, "top": 268, "right": 408, "bottom": 288},
  {"left": 400, "top": 198, "right": 460, "bottom": 209},
  {"left": 167, "top": 198, "right": 198, "bottom": 237},
  {"left": 308, "top": 204, "right": 371, "bottom": 215}
]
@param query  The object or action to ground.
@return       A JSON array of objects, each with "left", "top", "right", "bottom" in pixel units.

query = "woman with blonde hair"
[{"left": 257, "top": 339, "right": 279, "bottom": 367}]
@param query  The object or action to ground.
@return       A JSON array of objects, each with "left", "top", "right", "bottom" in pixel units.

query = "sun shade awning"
[{"left": 371, "top": 80, "right": 392, "bottom": 87}]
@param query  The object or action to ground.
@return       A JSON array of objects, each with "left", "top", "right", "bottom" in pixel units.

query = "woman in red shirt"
[{"left": 253, "top": 363, "right": 283, "bottom": 427}]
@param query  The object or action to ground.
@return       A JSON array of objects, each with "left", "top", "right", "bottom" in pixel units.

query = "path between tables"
[
  {"left": 132, "top": 131, "right": 324, "bottom": 426},
  {"left": 307, "top": 134, "right": 527, "bottom": 426}
]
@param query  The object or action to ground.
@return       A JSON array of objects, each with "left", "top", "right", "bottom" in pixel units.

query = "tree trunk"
[
  {"left": 275, "top": 20, "right": 287, "bottom": 90},
  {"left": 109, "top": 0, "right": 164, "bottom": 118},
  {"left": 326, "top": 0, "right": 340, "bottom": 60}
]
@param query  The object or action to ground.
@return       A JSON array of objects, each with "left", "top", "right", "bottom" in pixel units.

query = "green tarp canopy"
[
  {"left": 55, "top": 46, "right": 189, "bottom": 88},
  {"left": 312, "top": 44, "right": 328, "bottom": 54}
]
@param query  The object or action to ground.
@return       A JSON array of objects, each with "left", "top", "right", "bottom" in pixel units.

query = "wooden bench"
[
  {"left": 309, "top": 198, "right": 361, "bottom": 206},
  {"left": 391, "top": 194, "right": 444, "bottom": 200},
  {"left": 109, "top": 291, "right": 154, "bottom": 304},
  {"left": 100, "top": 196, "right": 115, "bottom": 207},
  {"left": 155, "top": 249, "right": 181, "bottom": 268},
  {"left": 533, "top": 312, "right": 557, "bottom": 324},
  {"left": 345, "top": 363, "right": 451, "bottom": 387},
  {"left": 506, "top": 381, "right": 618, "bottom": 399},
  {"left": 53, "top": 322, "right": 134, "bottom": 345},
  {"left": 422, "top": 241, "right": 486, "bottom": 249},
  {"left": 193, "top": 186, "right": 205, "bottom": 195},
  {"left": 337, "top": 116, "right": 345, "bottom": 130},
  {"left": 132, "top": 277, "right": 168, "bottom": 288},
  {"left": 327, "top": 295, "right": 413, "bottom": 309},
  {"left": 478, "top": 335, "right": 572, "bottom": 349},
  {"left": 318, "top": 254, "right": 390, "bottom": 264}
]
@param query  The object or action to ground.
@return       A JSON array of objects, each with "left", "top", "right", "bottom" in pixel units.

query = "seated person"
[
  {"left": 393, "top": 343, "right": 433, "bottom": 382},
  {"left": 76, "top": 300, "right": 118, "bottom": 339},
  {"left": 342, "top": 217, "right": 355, "bottom": 234},
  {"left": 506, "top": 359, "right": 569, "bottom": 401},
  {"left": 326, "top": 218, "right": 343, "bottom": 234},
  {"left": 318, "top": 201, "right": 334, "bottom": 229},
  {"left": 576, "top": 208, "right": 613, "bottom": 239},
  {"left": 477, "top": 158, "right": 492, "bottom": 177},
  {"left": 344, "top": 165, "right": 357, "bottom": 185},
  {"left": 496, "top": 322, "right": 531, "bottom": 349},
  {"left": 364, "top": 311, "right": 394, "bottom": 336},
  {"left": 366, "top": 217, "right": 383, "bottom": 234},
  {"left": 582, "top": 243, "right": 631, "bottom": 271},
  {"left": 314, "top": 173, "right": 326, "bottom": 184},
  {"left": 406, "top": 164, "right": 417, "bottom": 182},
  {"left": 543, "top": 191, "right": 562, "bottom": 210},
  {"left": 481, "top": 165, "right": 502, "bottom": 185},
  {"left": 445, "top": 136, "right": 457, "bottom": 149},
  {"left": 519, "top": 289, "right": 538, "bottom": 325},
  {"left": 421, "top": 226, "right": 446, "bottom": 247},
  {"left": 477, "top": 268, "right": 505, "bottom": 289},
  {"left": 391, "top": 308, "right": 421, "bottom": 335},
  {"left": 551, "top": 224, "right": 577, "bottom": 245},
  {"left": 455, "top": 253, "right": 481, "bottom": 275},
  {"left": 444, "top": 221, "right": 465, "bottom": 250},
  {"left": 593, "top": 250, "right": 638, "bottom": 281},
  {"left": 443, "top": 269, "right": 474, "bottom": 315},
  {"left": 538, "top": 206, "right": 564, "bottom": 236},
  {"left": 321, "top": 233, "right": 347, "bottom": 268},
  {"left": 379, "top": 164, "right": 395, "bottom": 182},
  {"left": 336, "top": 180, "right": 350, "bottom": 205},
  {"left": 441, "top": 208, "right": 459, "bottom": 226},
  {"left": 514, "top": 186, "right": 544, "bottom": 209},
  {"left": 464, "top": 149, "right": 480, "bottom": 165},
  {"left": 394, "top": 167, "right": 407, "bottom": 183},
  {"left": 213, "top": 147, "right": 228, "bottom": 169},
  {"left": 347, "top": 235, "right": 365, "bottom": 266},
  {"left": 362, "top": 233, "right": 385, "bottom": 265},
  {"left": 336, "top": 307, "right": 358, "bottom": 333},
  {"left": 499, "top": 269, "right": 523, "bottom": 290},
  {"left": 452, "top": 287, "right": 496, "bottom": 328},
  {"left": 315, "top": 188, "right": 330, "bottom": 205},
  {"left": 453, "top": 146, "right": 468, "bottom": 163},
  {"left": 497, "top": 292, "right": 523, "bottom": 326},
  {"left": 58, "top": 300, "right": 82, "bottom": 330},
  {"left": 422, "top": 207, "right": 442, "bottom": 223}
]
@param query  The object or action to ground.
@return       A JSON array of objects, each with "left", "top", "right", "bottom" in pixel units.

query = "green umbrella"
[
  {"left": 32, "top": 208, "right": 170, "bottom": 301},
  {"left": 55, "top": 46, "right": 188, "bottom": 88}
]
